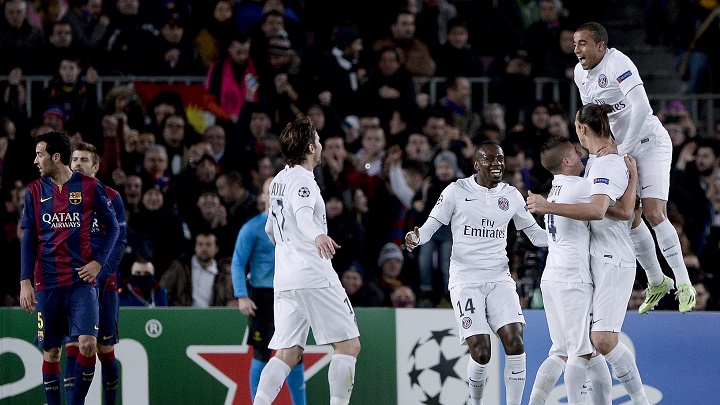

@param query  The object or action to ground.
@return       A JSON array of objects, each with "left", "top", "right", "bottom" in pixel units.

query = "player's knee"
[
  {"left": 78, "top": 337, "right": 97, "bottom": 357},
  {"left": 44, "top": 348, "right": 61, "bottom": 362},
  {"left": 334, "top": 338, "right": 361, "bottom": 358},
  {"left": 253, "top": 346, "right": 272, "bottom": 362},
  {"left": 469, "top": 345, "right": 491, "bottom": 364},
  {"left": 590, "top": 333, "right": 616, "bottom": 355},
  {"left": 97, "top": 344, "right": 114, "bottom": 354},
  {"left": 642, "top": 206, "right": 666, "bottom": 226},
  {"left": 503, "top": 338, "right": 525, "bottom": 356}
]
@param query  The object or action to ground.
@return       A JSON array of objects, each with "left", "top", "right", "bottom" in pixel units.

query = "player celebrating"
[
  {"left": 253, "top": 117, "right": 360, "bottom": 405},
  {"left": 406, "top": 141, "right": 548, "bottom": 405},
  {"left": 65, "top": 142, "right": 127, "bottom": 405},
  {"left": 528, "top": 104, "right": 650, "bottom": 405},
  {"left": 573, "top": 22, "right": 695, "bottom": 312},
  {"left": 19, "top": 131, "right": 119, "bottom": 405}
]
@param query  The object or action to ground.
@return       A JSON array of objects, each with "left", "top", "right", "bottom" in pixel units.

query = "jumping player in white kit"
[
  {"left": 406, "top": 141, "right": 548, "bottom": 405},
  {"left": 528, "top": 104, "right": 651, "bottom": 405},
  {"left": 253, "top": 117, "right": 361, "bottom": 405},
  {"left": 573, "top": 22, "right": 696, "bottom": 313}
]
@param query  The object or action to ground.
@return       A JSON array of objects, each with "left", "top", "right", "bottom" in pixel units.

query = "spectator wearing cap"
[
  {"left": 148, "top": 13, "right": 204, "bottom": 75},
  {"left": 260, "top": 29, "right": 307, "bottom": 128},
  {"left": 376, "top": 242, "right": 409, "bottom": 307},
  {"left": 41, "top": 105, "right": 67, "bottom": 133},
  {"left": 340, "top": 261, "right": 384, "bottom": 307},
  {"left": 205, "top": 30, "right": 259, "bottom": 125},
  {"left": 314, "top": 24, "right": 365, "bottom": 120}
]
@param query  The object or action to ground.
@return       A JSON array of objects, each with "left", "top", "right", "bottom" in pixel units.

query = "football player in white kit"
[
  {"left": 527, "top": 136, "right": 594, "bottom": 405},
  {"left": 573, "top": 22, "right": 696, "bottom": 313},
  {"left": 528, "top": 104, "right": 651, "bottom": 405},
  {"left": 527, "top": 136, "right": 638, "bottom": 405},
  {"left": 253, "top": 117, "right": 361, "bottom": 405},
  {"left": 405, "top": 141, "right": 549, "bottom": 405}
]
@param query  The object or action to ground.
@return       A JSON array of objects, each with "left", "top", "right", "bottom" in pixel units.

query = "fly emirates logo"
[
  {"left": 42, "top": 212, "right": 81, "bottom": 228},
  {"left": 463, "top": 218, "right": 505, "bottom": 239}
]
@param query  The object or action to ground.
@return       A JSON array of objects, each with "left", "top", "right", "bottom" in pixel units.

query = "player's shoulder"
[
  {"left": 104, "top": 185, "right": 120, "bottom": 200},
  {"left": 606, "top": 48, "right": 636, "bottom": 69}
]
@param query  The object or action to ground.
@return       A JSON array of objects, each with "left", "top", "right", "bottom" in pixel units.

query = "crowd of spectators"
[{"left": 0, "top": 0, "right": 719, "bottom": 311}]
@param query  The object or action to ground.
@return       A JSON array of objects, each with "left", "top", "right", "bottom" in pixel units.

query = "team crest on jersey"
[
  {"left": 498, "top": 197, "right": 509, "bottom": 211},
  {"left": 598, "top": 74, "right": 608, "bottom": 88},
  {"left": 37, "top": 331, "right": 44, "bottom": 341},
  {"left": 298, "top": 187, "right": 310, "bottom": 197},
  {"left": 462, "top": 317, "right": 472, "bottom": 329},
  {"left": 69, "top": 192, "right": 82, "bottom": 205}
]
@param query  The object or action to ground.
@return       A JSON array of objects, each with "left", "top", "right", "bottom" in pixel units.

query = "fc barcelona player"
[
  {"left": 64, "top": 142, "right": 127, "bottom": 405},
  {"left": 19, "top": 131, "right": 119, "bottom": 405}
]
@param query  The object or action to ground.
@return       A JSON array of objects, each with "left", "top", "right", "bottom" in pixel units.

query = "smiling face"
[
  {"left": 573, "top": 29, "right": 605, "bottom": 70},
  {"left": 473, "top": 144, "right": 505, "bottom": 188}
]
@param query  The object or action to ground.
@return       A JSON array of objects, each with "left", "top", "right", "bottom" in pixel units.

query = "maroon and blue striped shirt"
[{"left": 21, "top": 172, "right": 119, "bottom": 291}]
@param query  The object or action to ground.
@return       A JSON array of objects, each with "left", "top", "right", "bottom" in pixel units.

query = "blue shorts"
[
  {"left": 66, "top": 281, "right": 119, "bottom": 346},
  {"left": 36, "top": 283, "right": 99, "bottom": 349}
]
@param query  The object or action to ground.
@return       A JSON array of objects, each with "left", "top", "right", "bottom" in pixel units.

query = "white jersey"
[
  {"left": 574, "top": 48, "right": 668, "bottom": 156},
  {"left": 542, "top": 175, "right": 592, "bottom": 284},
  {"left": 266, "top": 165, "right": 341, "bottom": 291},
  {"left": 584, "top": 155, "right": 635, "bottom": 266},
  {"left": 427, "top": 176, "right": 538, "bottom": 287}
]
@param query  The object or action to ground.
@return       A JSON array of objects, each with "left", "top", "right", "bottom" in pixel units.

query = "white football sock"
[
  {"left": 586, "top": 355, "right": 612, "bottom": 405},
  {"left": 467, "top": 357, "right": 488, "bottom": 404},
  {"left": 504, "top": 353, "right": 526, "bottom": 405},
  {"left": 253, "top": 357, "right": 290, "bottom": 405},
  {"left": 605, "top": 343, "right": 650, "bottom": 405},
  {"left": 528, "top": 355, "right": 565, "bottom": 405},
  {"left": 653, "top": 219, "right": 691, "bottom": 285},
  {"left": 565, "top": 356, "right": 589, "bottom": 405},
  {"left": 630, "top": 221, "right": 665, "bottom": 286},
  {"left": 328, "top": 354, "right": 356, "bottom": 405}
]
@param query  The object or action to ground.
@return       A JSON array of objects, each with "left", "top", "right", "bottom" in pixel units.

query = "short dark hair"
[
  {"left": 36, "top": 131, "right": 72, "bottom": 165},
  {"left": 540, "top": 136, "right": 573, "bottom": 174},
  {"left": 73, "top": 141, "right": 100, "bottom": 166},
  {"left": 280, "top": 116, "right": 317, "bottom": 166},
  {"left": 218, "top": 170, "right": 244, "bottom": 187},
  {"left": 576, "top": 22, "right": 608, "bottom": 46}
]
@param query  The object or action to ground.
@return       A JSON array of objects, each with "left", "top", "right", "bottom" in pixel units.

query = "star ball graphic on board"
[{"left": 406, "top": 328, "right": 471, "bottom": 405}]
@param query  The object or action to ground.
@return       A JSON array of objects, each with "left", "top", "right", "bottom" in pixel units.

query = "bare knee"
[
  {"left": 498, "top": 323, "right": 524, "bottom": 356},
  {"left": 44, "top": 348, "right": 61, "bottom": 363},
  {"left": 333, "top": 337, "right": 361, "bottom": 358},
  {"left": 467, "top": 335, "right": 492, "bottom": 364},
  {"left": 275, "top": 346, "right": 304, "bottom": 368},
  {"left": 97, "top": 344, "right": 114, "bottom": 354},
  {"left": 641, "top": 201, "right": 666, "bottom": 226},
  {"left": 78, "top": 336, "right": 97, "bottom": 357},
  {"left": 590, "top": 332, "right": 618, "bottom": 355}
]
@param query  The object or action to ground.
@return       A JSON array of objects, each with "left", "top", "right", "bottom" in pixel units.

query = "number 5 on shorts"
[{"left": 37, "top": 312, "right": 44, "bottom": 329}]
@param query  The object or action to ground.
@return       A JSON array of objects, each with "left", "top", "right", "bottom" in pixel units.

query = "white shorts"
[
  {"left": 269, "top": 285, "right": 360, "bottom": 349},
  {"left": 632, "top": 131, "right": 671, "bottom": 200},
  {"left": 541, "top": 280, "right": 594, "bottom": 357},
  {"left": 449, "top": 280, "right": 525, "bottom": 344},
  {"left": 590, "top": 257, "right": 636, "bottom": 332}
]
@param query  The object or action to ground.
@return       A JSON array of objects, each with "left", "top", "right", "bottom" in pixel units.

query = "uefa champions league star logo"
[
  {"left": 598, "top": 74, "right": 608, "bottom": 88},
  {"left": 406, "top": 328, "right": 470, "bottom": 405},
  {"left": 298, "top": 187, "right": 310, "bottom": 197}
]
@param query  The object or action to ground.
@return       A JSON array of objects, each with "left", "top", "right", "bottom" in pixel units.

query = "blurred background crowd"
[{"left": 1, "top": 0, "right": 719, "bottom": 311}]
